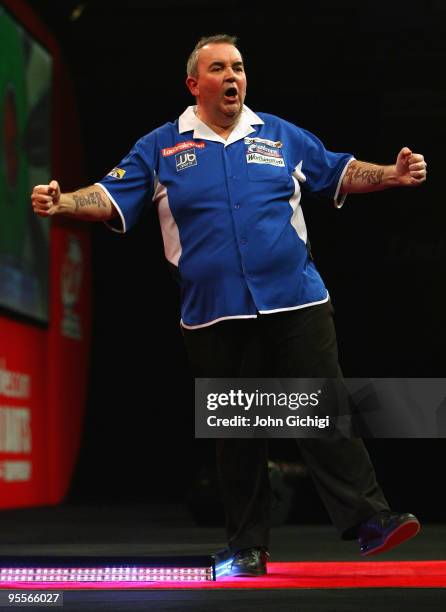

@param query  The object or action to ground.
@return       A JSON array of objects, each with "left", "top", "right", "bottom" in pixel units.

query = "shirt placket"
[{"left": 221, "top": 142, "right": 250, "bottom": 279}]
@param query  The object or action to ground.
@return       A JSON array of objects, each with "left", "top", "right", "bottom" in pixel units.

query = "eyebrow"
[{"left": 208, "top": 60, "right": 244, "bottom": 68}]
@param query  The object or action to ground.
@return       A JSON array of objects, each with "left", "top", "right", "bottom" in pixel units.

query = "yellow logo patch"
[{"left": 107, "top": 167, "right": 126, "bottom": 179}]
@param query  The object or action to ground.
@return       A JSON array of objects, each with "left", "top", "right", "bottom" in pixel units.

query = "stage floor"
[{"left": 0, "top": 503, "right": 444, "bottom": 611}]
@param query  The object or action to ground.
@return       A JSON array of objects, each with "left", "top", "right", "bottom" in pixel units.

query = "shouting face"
[{"left": 186, "top": 43, "right": 247, "bottom": 128}]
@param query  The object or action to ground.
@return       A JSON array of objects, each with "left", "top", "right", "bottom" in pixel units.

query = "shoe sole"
[
  {"left": 361, "top": 519, "right": 421, "bottom": 557},
  {"left": 230, "top": 569, "right": 267, "bottom": 577}
]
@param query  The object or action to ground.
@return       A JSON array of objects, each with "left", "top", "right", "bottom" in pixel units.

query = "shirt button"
[
  {"left": 240, "top": 237, "right": 247, "bottom": 245},
  {"left": 234, "top": 203, "right": 240, "bottom": 209}
]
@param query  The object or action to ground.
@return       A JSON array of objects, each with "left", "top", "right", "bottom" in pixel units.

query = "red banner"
[{"left": 0, "top": 321, "right": 48, "bottom": 506}]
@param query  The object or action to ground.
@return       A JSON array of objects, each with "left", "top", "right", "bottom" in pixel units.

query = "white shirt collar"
[{"left": 178, "top": 105, "right": 264, "bottom": 146}]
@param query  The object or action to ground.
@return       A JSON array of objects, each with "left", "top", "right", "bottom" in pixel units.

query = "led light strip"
[
  {"left": 0, "top": 568, "right": 211, "bottom": 582},
  {"left": 0, "top": 556, "right": 216, "bottom": 583}
]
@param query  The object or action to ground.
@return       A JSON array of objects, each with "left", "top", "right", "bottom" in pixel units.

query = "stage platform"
[{"left": 0, "top": 503, "right": 444, "bottom": 611}]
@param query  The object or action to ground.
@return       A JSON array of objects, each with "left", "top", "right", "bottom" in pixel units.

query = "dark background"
[{"left": 25, "top": 0, "right": 446, "bottom": 521}]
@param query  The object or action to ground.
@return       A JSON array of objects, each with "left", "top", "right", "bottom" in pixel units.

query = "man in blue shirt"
[{"left": 32, "top": 34, "right": 427, "bottom": 576}]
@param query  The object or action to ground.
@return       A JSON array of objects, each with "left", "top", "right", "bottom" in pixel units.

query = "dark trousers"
[{"left": 182, "top": 301, "right": 389, "bottom": 552}]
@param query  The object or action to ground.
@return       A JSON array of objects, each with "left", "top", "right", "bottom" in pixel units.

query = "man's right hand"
[
  {"left": 31, "top": 181, "right": 116, "bottom": 221},
  {"left": 31, "top": 180, "right": 62, "bottom": 217}
]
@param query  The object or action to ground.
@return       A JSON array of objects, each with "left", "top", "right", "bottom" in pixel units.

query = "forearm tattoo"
[
  {"left": 73, "top": 191, "right": 107, "bottom": 211},
  {"left": 345, "top": 162, "right": 384, "bottom": 185}
]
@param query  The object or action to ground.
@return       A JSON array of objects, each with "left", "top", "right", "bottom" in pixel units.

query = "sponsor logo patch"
[
  {"left": 162, "top": 141, "right": 206, "bottom": 157},
  {"left": 176, "top": 149, "right": 197, "bottom": 171},
  {"left": 244, "top": 137, "right": 283, "bottom": 148},
  {"left": 246, "top": 152, "right": 285, "bottom": 167},
  {"left": 247, "top": 143, "right": 283, "bottom": 158},
  {"left": 107, "top": 167, "right": 126, "bottom": 179}
]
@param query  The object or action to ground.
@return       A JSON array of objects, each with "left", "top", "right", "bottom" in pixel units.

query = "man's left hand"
[{"left": 395, "top": 147, "right": 427, "bottom": 187}]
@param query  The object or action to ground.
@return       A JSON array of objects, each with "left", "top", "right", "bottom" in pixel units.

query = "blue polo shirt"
[{"left": 96, "top": 106, "right": 354, "bottom": 329}]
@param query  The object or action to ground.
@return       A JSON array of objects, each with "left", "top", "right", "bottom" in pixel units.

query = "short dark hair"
[{"left": 186, "top": 34, "right": 238, "bottom": 77}]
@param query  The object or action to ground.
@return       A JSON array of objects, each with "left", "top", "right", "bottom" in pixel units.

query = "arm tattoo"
[
  {"left": 73, "top": 191, "right": 107, "bottom": 211},
  {"left": 345, "top": 162, "right": 384, "bottom": 185}
]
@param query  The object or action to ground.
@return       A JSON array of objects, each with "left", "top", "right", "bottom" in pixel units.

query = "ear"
[{"left": 186, "top": 75, "right": 199, "bottom": 97}]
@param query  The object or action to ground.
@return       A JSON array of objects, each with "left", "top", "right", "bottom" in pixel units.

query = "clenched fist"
[
  {"left": 395, "top": 147, "right": 427, "bottom": 187},
  {"left": 31, "top": 180, "right": 62, "bottom": 217}
]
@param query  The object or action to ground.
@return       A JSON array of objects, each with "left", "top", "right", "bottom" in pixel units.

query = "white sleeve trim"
[
  {"left": 292, "top": 160, "right": 306, "bottom": 183},
  {"left": 333, "top": 157, "right": 356, "bottom": 209},
  {"left": 95, "top": 182, "right": 127, "bottom": 233}
]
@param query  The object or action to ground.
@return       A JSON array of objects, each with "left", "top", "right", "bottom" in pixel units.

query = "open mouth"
[{"left": 224, "top": 86, "right": 238, "bottom": 100}]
